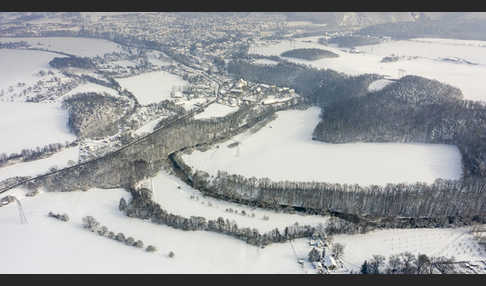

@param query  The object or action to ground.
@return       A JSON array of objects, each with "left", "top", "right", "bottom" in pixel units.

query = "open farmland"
[
  {"left": 0, "top": 187, "right": 313, "bottom": 273},
  {"left": 182, "top": 107, "right": 463, "bottom": 186},
  {"left": 149, "top": 171, "right": 329, "bottom": 233},
  {"left": 0, "top": 102, "right": 76, "bottom": 155},
  {"left": 115, "top": 71, "right": 189, "bottom": 105},
  {"left": 0, "top": 146, "right": 79, "bottom": 181},
  {"left": 0, "top": 37, "right": 124, "bottom": 57}
]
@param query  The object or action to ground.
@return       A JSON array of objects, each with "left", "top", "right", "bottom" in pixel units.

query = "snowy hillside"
[
  {"left": 148, "top": 171, "right": 329, "bottom": 233},
  {"left": 194, "top": 103, "right": 237, "bottom": 120},
  {"left": 250, "top": 37, "right": 486, "bottom": 101},
  {"left": 0, "top": 49, "right": 66, "bottom": 100},
  {"left": 182, "top": 107, "right": 463, "bottom": 186},
  {"left": 0, "top": 187, "right": 312, "bottom": 273},
  {"left": 0, "top": 103, "right": 76, "bottom": 155},
  {"left": 59, "top": 83, "right": 120, "bottom": 101},
  {"left": 368, "top": 79, "right": 394, "bottom": 92},
  {"left": 0, "top": 37, "right": 124, "bottom": 57},
  {"left": 0, "top": 146, "right": 78, "bottom": 181}
]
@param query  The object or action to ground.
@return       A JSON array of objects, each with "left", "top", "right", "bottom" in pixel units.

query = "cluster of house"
[
  {"left": 299, "top": 233, "right": 338, "bottom": 274},
  {"left": 217, "top": 78, "right": 298, "bottom": 107}
]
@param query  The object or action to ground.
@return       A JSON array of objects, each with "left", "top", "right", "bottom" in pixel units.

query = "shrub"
[
  {"left": 115, "top": 232, "right": 126, "bottom": 242},
  {"left": 134, "top": 240, "right": 144, "bottom": 248},
  {"left": 125, "top": 236, "right": 135, "bottom": 246},
  {"left": 146, "top": 245, "right": 157, "bottom": 252}
]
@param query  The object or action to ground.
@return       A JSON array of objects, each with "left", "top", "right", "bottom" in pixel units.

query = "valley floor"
[{"left": 182, "top": 107, "right": 463, "bottom": 186}]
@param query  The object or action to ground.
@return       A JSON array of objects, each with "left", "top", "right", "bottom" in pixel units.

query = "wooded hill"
[
  {"left": 280, "top": 48, "right": 339, "bottom": 60},
  {"left": 312, "top": 75, "right": 486, "bottom": 178}
]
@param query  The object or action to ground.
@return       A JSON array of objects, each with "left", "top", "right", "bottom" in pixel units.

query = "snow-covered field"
[
  {"left": 115, "top": 71, "right": 189, "bottom": 105},
  {"left": 360, "top": 38, "right": 486, "bottom": 65},
  {"left": 253, "top": 58, "right": 279, "bottom": 65},
  {"left": 133, "top": 117, "right": 165, "bottom": 136},
  {"left": 0, "top": 146, "right": 79, "bottom": 181},
  {"left": 176, "top": 97, "right": 214, "bottom": 111},
  {"left": 182, "top": 107, "right": 463, "bottom": 186},
  {"left": 59, "top": 82, "right": 120, "bottom": 101},
  {"left": 148, "top": 171, "right": 329, "bottom": 232},
  {"left": 250, "top": 37, "right": 486, "bottom": 101},
  {"left": 334, "top": 227, "right": 486, "bottom": 272},
  {"left": 261, "top": 95, "right": 296, "bottom": 104},
  {"left": 0, "top": 49, "right": 61, "bottom": 92},
  {"left": 368, "top": 79, "right": 394, "bottom": 92},
  {"left": 0, "top": 37, "right": 124, "bottom": 57},
  {"left": 1, "top": 184, "right": 482, "bottom": 273},
  {"left": 194, "top": 103, "right": 237, "bottom": 120},
  {"left": 0, "top": 187, "right": 312, "bottom": 273},
  {"left": 0, "top": 103, "right": 76, "bottom": 155}
]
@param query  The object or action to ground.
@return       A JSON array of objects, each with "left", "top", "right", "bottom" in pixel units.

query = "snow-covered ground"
[
  {"left": 0, "top": 146, "right": 79, "bottom": 181},
  {"left": 334, "top": 227, "right": 486, "bottom": 272},
  {"left": 250, "top": 37, "right": 486, "bottom": 101},
  {"left": 182, "top": 107, "right": 463, "bottom": 186},
  {"left": 0, "top": 49, "right": 61, "bottom": 93},
  {"left": 0, "top": 37, "right": 124, "bottom": 57},
  {"left": 261, "top": 95, "right": 296, "bottom": 104},
  {"left": 194, "top": 103, "right": 237, "bottom": 120},
  {"left": 368, "top": 79, "right": 394, "bottom": 92},
  {"left": 253, "top": 58, "right": 279, "bottom": 65},
  {"left": 115, "top": 71, "right": 189, "bottom": 105},
  {"left": 58, "top": 82, "right": 120, "bottom": 101},
  {"left": 0, "top": 102, "right": 76, "bottom": 155},
  {"left": 359, "top": 38, "right": 486, "bottom": 66},
  {"left": 146, "top": 50, "right": 172, "bottom": 67},
  {"left": 176, "top": 97, "right": 214, "bottom": 111},
  {"left": 286, "top": 21, "right": 328, "bottom": 27},
  {"left": 133, "top": 117, "right": 165, "bottom": 136},
  {"left": 148, "top": 171, "right": 329, "bottom": 232},
  {"left": 1, "top": 184, "right": 482, "bottom": 273},
  {"left": 0, "top": 187, "right": 312, "bottom": 273}
]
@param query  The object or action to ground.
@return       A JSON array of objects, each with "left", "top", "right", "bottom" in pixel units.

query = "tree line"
[
  {"left": 360, "top": 252, "right": 456, "bottom": 274},
  {"left": 0, "top": 141, "right": 75, "bottom": 167},
  {"left": 175, "top": 166, "right": 486, "bottom": 221},
  {"left": 122, "top": 187, "right": 357, "bottom": 248}
]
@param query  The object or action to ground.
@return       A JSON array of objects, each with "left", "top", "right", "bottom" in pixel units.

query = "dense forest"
[
  {"left": 49, "top": 56, "right": 96, "bottom": 69},
  {"left": 30, "top": 99, "right": 300, "bottom": 193},
  {"left": 62, "top": 92, "right": 131, "bottom": 139},
  {"left": 312, "top": 75, "right": 486, "bottom": 178},
  {"left": 177, "top": 166, "right": 486, "bottom": 222},
  {"left": 280, "top": 48, "right": 339, "bottom": 60}
]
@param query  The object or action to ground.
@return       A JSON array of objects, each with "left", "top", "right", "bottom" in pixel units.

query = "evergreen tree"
[{"left": 360, "top": 260, "right": 369, "bottom": 274}]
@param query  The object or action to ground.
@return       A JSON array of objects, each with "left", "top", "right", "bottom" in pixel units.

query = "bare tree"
[
  {"left": 368, "top": 255, "right": 386, "bottom": 274},
  {"left": 308, "top": 248, "right": 321, "bottom": 262},
  {"left": 332, "top": 243, "right": 345, "bottom": 260}
]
